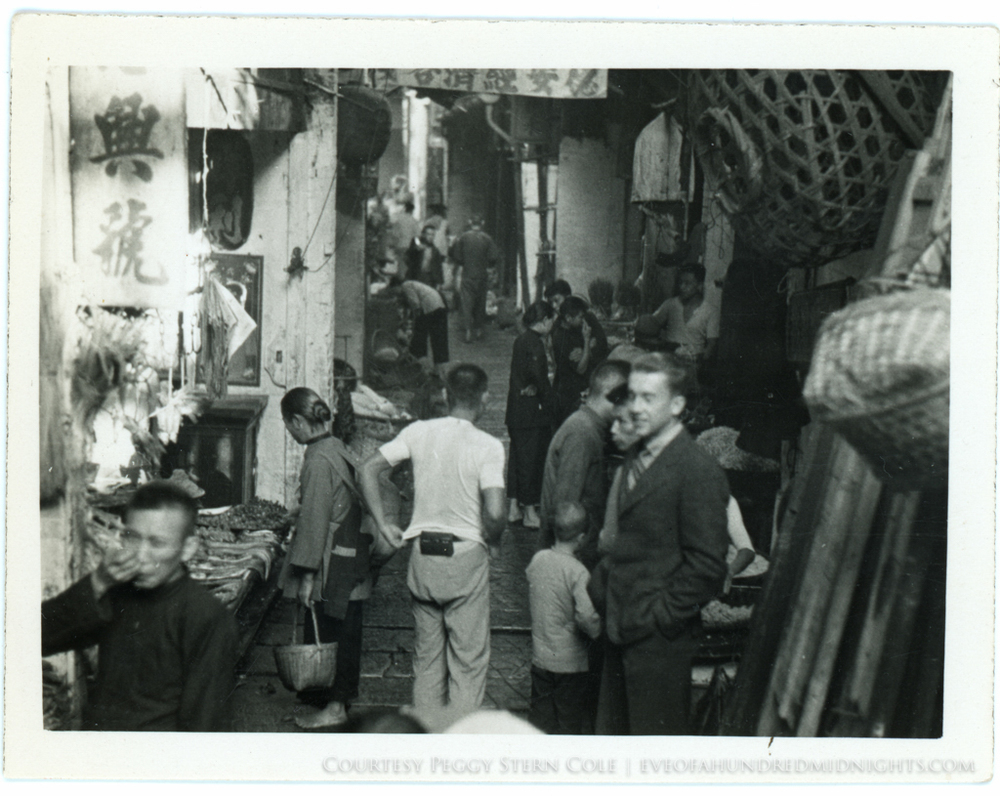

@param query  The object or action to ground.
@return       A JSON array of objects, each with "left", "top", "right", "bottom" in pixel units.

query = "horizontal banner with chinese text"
[{"left": 374, "top": 69, "right": 607, "bottom": 99}]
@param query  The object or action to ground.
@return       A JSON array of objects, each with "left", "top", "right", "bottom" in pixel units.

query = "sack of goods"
[{"left": 803, "top": 287, "right": 949, "bottom": 488}]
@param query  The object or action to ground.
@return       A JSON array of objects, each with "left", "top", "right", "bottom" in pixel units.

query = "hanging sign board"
[
  {"left": 70, "top": 67, "right": 187, "bottom": 308},
  {"left": 374, "top": 69, "right": 607, "bottom": 99}
]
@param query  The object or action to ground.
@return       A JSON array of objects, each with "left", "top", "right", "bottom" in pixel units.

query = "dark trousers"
[
  {"left": 529, "top": 666, "right": 591, "bottom": 735},
  {"left": 299, "top": 599, "right": 364, "bottom": 707},
  {"left": 460, "top": 278, "right": 488, "bottom": 333},
  {"left": 596, "top": 627, "right": 698, "bottom": 735},
  {"left": 507, "top": 425, "right": 552, "bottom": 505},
  {"left": 411, "top": 307, "right": 450, "bottom": 364}
]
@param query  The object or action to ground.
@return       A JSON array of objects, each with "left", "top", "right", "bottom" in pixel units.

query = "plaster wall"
[
  {"left": 554, "top": 136, "right": 626, "bottom": 296},
  {"left": 225, "top": 102, "right": 340, "bottom": 506}
]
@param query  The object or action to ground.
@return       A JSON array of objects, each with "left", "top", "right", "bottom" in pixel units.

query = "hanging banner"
[
  {"left": 374, "top": 69, "right": 607, "bottom": 99},
  {"left": 70, "top": 67, "right": 187, "bottom": 308}
]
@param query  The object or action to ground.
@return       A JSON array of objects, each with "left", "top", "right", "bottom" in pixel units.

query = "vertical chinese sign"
[{"left": 70, "top": 68, "right": 187, "bottom": 308}]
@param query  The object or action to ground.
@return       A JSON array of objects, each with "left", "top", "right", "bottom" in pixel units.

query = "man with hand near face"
[
  {"left": 42, "top": 481, "right": 238, "bottom": 731},
  {"left": 590, "top": 352, "right": 729, "bottom": 735}
]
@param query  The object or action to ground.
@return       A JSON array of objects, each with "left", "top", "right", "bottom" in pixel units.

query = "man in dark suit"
[{"left": 590, "top": 352, "right": 729, "bottom": 734}]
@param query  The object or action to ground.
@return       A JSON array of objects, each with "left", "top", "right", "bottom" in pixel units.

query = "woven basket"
[
  {"left": 803, "top": 287, "right": 949, "bottom": 487},
  {"left": 693, "top": 70, "right": 946, "bottom": 268},
  {"left": 273, "top": 605, "right": 339, "bottom": 693}
]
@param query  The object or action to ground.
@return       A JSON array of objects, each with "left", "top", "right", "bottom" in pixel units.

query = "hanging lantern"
[{"left": 337, "top": 85, "right": 392, "bottom": 166}]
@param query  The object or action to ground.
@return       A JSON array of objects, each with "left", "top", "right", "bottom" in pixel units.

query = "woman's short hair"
[
  {"left": 522, "top": 300, "right": 555, "bottom": 328},
  {"left": 281, "top": 387, "right": 333, "bottom": 426},
  {"left": 544, "top": 279, "right": 572, "bottom": 300}
]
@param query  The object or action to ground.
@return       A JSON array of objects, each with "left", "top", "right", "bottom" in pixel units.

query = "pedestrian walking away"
[
  {"left": 449, "top": 215, "right": 500, "bottom": 343},
  {"left": 360, "top": 364, "right": 506, "bottom": 724}
]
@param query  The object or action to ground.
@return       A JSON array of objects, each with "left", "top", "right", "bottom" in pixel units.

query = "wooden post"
[
  {"left": 535, "top": 160, "right": 550, "bottom": 297},
  {"left": 513, "top": 158, "right": 532, "bottom": 308}
]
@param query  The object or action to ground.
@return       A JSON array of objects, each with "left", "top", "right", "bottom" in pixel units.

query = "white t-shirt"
[
  {"left": 654, "top": 296, "right": 720, "bottom": 357},
  {"left": 401, "top": 280, "right": 445, "bottom": 314},
  {"left": 380, "top": 416, "right": 506, "bottom": 544}
]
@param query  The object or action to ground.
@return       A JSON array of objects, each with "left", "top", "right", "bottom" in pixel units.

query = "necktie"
[{"left": 625, "top": 447, "right": 653, "bottom": 492}]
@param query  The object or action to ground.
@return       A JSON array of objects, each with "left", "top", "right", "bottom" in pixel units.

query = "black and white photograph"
[{"left": 6, "top": 10, "right": 998, "bottom": 787}]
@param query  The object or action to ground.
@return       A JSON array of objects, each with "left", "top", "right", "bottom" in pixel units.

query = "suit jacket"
[
  {"left": 599, "top": 427, "right": 729, "bottom": 646},
  {"left": 505, "top": 329, "right": 554, "bottom": 429}
]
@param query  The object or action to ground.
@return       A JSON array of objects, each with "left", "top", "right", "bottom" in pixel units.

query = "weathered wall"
[
  {"left": 554, "top": 135, "right": 626, "bottom": 296},
  {"left": 226, "top": 98, "right": 340, "bottom": 506},
  {"left": 335, "top": 164, "right": 367, "bottom": 373}
]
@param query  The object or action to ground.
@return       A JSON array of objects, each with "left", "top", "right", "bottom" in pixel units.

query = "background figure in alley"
[
  {"left": 552, "top": 294, "right": 611, "bottom": 429},
  {"left": 506, "top": 301, "right": 558, "bottom": 530},
  {"left": 361, "top": 364, "right": 506, "bottom": 726},
  {"left": 449, "top": 214, "right": 500, "bottom": 344}
]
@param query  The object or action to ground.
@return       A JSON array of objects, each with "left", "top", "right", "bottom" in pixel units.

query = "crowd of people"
[{"left": 41, "top": 243, "right": 755, "bottom": 735}]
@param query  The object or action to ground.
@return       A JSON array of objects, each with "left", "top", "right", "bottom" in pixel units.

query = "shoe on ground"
[
  {"left": 523, "top": 506, "right": 541, "bottom": 529},
  {"left": 294, "top": 702, "right": 348, "bottom": 730},
  {"left": 507, "top": 502, "right": 523, "bottom": 523}
]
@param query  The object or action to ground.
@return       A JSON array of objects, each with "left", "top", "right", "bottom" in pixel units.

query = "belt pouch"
[{"left": 419, "top": 532, "right": 455, "bottom": 557}]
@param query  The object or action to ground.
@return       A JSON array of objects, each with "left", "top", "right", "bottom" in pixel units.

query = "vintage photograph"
[{"left": 8, "top": 14, "right": 997, "bottom": 786}]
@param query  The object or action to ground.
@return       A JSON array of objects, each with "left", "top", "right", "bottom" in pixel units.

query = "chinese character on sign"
[
  {"left": 92, "top": 199, "right": 167, "bottom": 285},
  {"left": 442, "top": 69, "right": 476, "bottom": 92},
  {"left": 411, "top": 69, "right": 443, "bottom": 87},
  {"left": 90, "top": 93, "right": 164, "bottom": 182},
  {"left": 527, "top": 69, "right": 561, "bottom": 96},
  {"left": 566, "top": 69, "right": 602, "bottom": 98},
  {"left": 482, "top": 69, "right": 519, "bottom": 94}
]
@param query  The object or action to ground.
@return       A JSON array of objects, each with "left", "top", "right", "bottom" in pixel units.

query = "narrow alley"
[{"left": 231, "top": 314, "right": 537, "bottom": 730}]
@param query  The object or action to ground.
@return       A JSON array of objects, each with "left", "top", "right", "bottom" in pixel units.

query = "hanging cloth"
[{"left": 631, "top": 112, "right": 687, "bottom": 203}]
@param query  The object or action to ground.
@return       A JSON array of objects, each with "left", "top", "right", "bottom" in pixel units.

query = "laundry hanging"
[{"left": 631, "top": 112, "right": 687, "bottom": 203}]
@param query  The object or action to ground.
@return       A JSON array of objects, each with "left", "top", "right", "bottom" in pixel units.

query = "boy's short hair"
[
  {"left": 589, "top": 359, "right": 630, "bottom": 398},
  {"left": 544, "top": 279, "right": 572, "bottom": 301},
  {"left": 631, "top": 351, "right": 696, "bottom": 399},
  {"left": 553, "top": 502, "right": 587, "bottom": 543},
  {"left": 126, "top": 481, "right": 199, "bottom": 538},
  {"left": 559, "top": 295, "right": 589, "bottom": 319},
  {"left": 446, "top": 363, "right": 489, "bottom": 409}
]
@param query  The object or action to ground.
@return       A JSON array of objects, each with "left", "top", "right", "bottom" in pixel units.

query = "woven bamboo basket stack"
[
  {"left": 803, "top": 286, "right": 949, "bottom": 488},
  {"left": 692, "top": 70, "right": 946, "bottom": 268}
]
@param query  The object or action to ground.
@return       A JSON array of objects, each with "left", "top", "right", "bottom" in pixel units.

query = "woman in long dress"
[
  {"left": 279, "top": 387, "right": 372, "bottom": 729},
  {"left": 505, "top": 301, "right": 557, "bottom": 529}
]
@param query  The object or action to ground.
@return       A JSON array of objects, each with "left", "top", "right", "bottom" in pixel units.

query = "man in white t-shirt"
[
  {"left": 360, "top": 364, "right": 506, "bottom": 718},
  {"left": 651, "top": 264, "right": 719, "bottom": 360}
]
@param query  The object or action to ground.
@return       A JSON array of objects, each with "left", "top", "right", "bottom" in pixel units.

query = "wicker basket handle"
[{"left": 293, "top": 603, "right": 325, "bottom": 648}]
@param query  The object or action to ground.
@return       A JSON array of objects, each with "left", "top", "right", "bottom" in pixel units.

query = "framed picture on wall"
[{"left": 197, "top": 253, "right": 263, "bottom": 386}]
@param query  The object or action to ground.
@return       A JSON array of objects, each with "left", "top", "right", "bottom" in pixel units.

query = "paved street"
[{"left": 232, "top": 313, "right": 537, "bottom": 731}]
